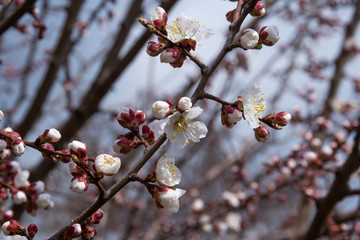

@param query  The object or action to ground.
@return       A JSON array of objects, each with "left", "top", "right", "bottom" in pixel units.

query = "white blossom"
[
  {"left": 94, "top": 154, "right": 121, "bottom": 176},
  {"left": 0, "top": 110, "right": 3, "bottom": 121},
  {"left": 243, "top": 82, "right": 266, "bottom": 129},
  {"left": 225, "top": 212, "right": 242, "bottom": 232},
  {"left": 45, "top": 128, "right": 61, "bottom": 143},
  {"left": 36, "top": 193, "right": 54, "bottom": 209},
  {"left": 14, "top": 170, "right": 30, "bottom": 188},
  {"left": 166, "top": 14, "right": 213, "bottom": 43},
  {"left": 68, "top": 140, "right": 87, "bottom": 152},
  {"left": 222, "top": 191, "right": 240, "bottom": 208},
  {"left": 12, "top": 140, "right": 25, "bottom": 156},
  {"left": 152, "top": 101, "right": 171, "bottom": 119},
  {"left": 0, "top": 139, "right": 7, "bottom": 151},
  {"left": 70, "top": 178, "right": 87, "bottom": 194},
  {"left": 166, "top": 107, "right": 207, "bottom": 147},
  {"left": 12, "top": 191, "right": 27, "bottom": 204},
  {"left": 259, "top": 25, "right": 280, "bottom": 46},
  {"left": 239, "top": 28, "right": 259, "bottom": 49},
  {"left": 157, "top": 188, "right": 186, "bottom": 213},
  {"left": 177, "top": 97, "right": 192, "bottom": 112},
  {"left": 149, "top": 7, "right": 167, "bottom": 26},
  {"left": 155, "top": 153, "right": 181, "bottom": 186},
  {"left": 228, "top": 109, "right": 242, "bottom": 124}
]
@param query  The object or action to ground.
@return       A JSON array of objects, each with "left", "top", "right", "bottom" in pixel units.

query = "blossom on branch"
[
  {"left": 259, "top": 25, "right": 280, "bottom": 46},
  {"left": 236, "top": 28, "right": 259, "bottom": 50},
  {"left": 93, "top": 154, "right": 121, "bottom": 177},
  {"left": 155, "top": 153, "right": 182, "bottom": 186},
  {"left": 149, "top": 6, "right": 167, "bottom": 33},
  {"left": 243, "top": 82, "right": 266, "bottom": 129},
  {"left": 68, "top": 140, "right": 88, "bottom": 159},
  {"left": 70, "top": 177, "right": 88, "bottom": 194},
  {"left": 166, "top": 14, "right": 213, "bottom": 44},
  {"left": 37, "top": 128, "right": 61, "bottom": 144},
  {"left": 2, "top": 220, "right": 25, "bottom": 236},
  {"left": 154, "top": 187, "right": 186, "bottom": 214},
  {"left": 152, "top": 100, "right": 172, "bottom": 119},
  {"left": 251, "top": 1, "right": 266, "bottom": 17},
  {"left": 221, "top": 105, "right": 242, "bottom": 128}
]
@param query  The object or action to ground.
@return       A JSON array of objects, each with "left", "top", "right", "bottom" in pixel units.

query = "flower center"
[
  {"left": 103, "top": 155, "right": 116, "bottom": 166},
  {"left": 252, "top": 91, "right": 266, "bottom": 117}
]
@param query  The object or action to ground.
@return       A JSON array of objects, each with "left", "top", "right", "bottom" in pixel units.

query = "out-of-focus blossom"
[
  {"left": 35, "top": 193, "right": 54, "bottom": 209},
  {"left": 70, "top": 177, "right": 88, "bottom": 194},
  {"left": 225, "top": 212, "right": 242, "bottom": 232},
  {"left": 251, "top": 1, "right": 265, "bottom": 17},
  {"left": 14, "top": 170, "right": 30, "bottom": 188},
  {"left": 12, "top": 190, "right": 27, "bottom": 204},
  {"left": 12, "top": 139, "right": 25, "bottom": 156},
  {"left": 259, "top": 25, "right": 280, "bottom": 46}
]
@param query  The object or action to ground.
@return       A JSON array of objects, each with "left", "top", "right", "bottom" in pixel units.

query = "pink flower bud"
[
  {"left": 89, "top": 209, "right": 104, "bottom": 224},
  {"left": 117, "top": 107, "right": 145, "bottom": 132},
  {"left": 64, "top": 223, "right": 82, "bottom": 238},
  {"left": 160, "top": 47, "right": 182, "bottom": 64},
  {"left": 2, "top": 210, "right": 13, "bottom": 222},
  {"left": 176, "top": 97, "right": 192, "bottom": 112},
  {"left": 113, "top": 133, "right": 141, "bottom": 154},
  {"left": 68, "top": 140, "right": 88, "bottom": 159},
  {"left": 238, "top": 28, "right": 259, "bottom": 50},
  {"left": 56, "top": 149, "right": 71, "bottom": 163},
  {"left": 221, "top": 105, "right": 242, "bottom": 128},
  {"left": 149, "top": 7, "right": 168, "bottom": 33},
  {"left": 146, "top": 41, "right": 166, "bottom": 56},
  {"left": 273, "top": 111, "right": 291, "bottom": 126},
  {"left": 82, "top": 225, "right": 96, "bottom": 239},
  {"left": 4, "top": 160, "right": 21, "bottom": 173},
  {"left": 251, "top": 1, "right": 265, "bottom": 17},
  {"left": 12, "top": 139, "right": 25, "bottom": 156},
  {"left": 27, "top": 224, "right": 38, "bottom": 238},
  {"left": 259, "top": 25, "right": 280, "bottom": 46},
  {"left": 28, "top": 180, "right": 45, "bottom": 194},
  {"left": 0, "top": 187, "right": 8, "bottom": 200},
  {"left": 2, "top": 219, "right": 25, "bottom": 236},
  {"left": 142, "top": 125, "right": 155, "bottom": 146},
  {"left": 226, "top": 9, "right": 235, "bottom": 23},
  {"left": 254, "top": 124, "right": 270, "bottom": 142},
  {"left": 37, "top": 128, "right": 61, "bottom": 144}
]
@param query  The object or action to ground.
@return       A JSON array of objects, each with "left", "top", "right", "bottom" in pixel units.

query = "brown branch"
[
  {"left": 321, "top": 0, "right": 360, "bottom": 119},
  {"left": 191, "top": 0, "right": 259, "bottom": 105},
  {"left": 0, "top": 0, "right": 37, "bottom": 36},
  {"left": 15, "top": 0, "right": 84, "bottom": 137}
]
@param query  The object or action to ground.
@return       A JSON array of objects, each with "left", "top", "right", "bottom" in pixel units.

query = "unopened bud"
[
  {"left": 254, "top": 123, "right": 270, "bottom": 142},
  {"left": 0, "top": 110, "right": 3, "bottom": 121},
  {"left": 12, "top": 139, "right": 25, "bottom": 156},
  {"left": 70, "top": 177, "right": 89, "bottom": 194},
  {"left": 176, "top": 97, "right": 192, "bottom": 112},
  {"left": 2, "top": 219, "right": 26, "bottom": 236},
  {"left": 68, "top": 140, "right": 88, "bottom": 159},
  {"left": 37, "top": 128, "right": 61, "bottom": 144},
  {"left": 152, "top": 100, "right": 172, "bottom": 119},
  {"left": 89, "top": 209, "right": 104, "bottom": 224},
  {"left": 251, "top": 1, "right": 265, "bottom": 17},
  {"left": 146, "top": 41, "right": 166, "bottom": 56},
  {"left": 221, "top": 105, "right": 242, "bottom": 128},
  {"left": 259, "top": 25, "right": 280, "bottom": 46},
  {"left": 82, "top": 225, "right": 96, "bottom": 239},
  {"left": 236, "top": 28, "right": 259, "bottom": 50},
  {"left": 117, "top": 107, "right": 145, "bottom": 132},
  {"left": 113, "top": 133, "right": 141, "bottom": 154},
  {"left": 160, "top": 47, "right": 182, "bottom": 64},
  {"left": 64, "top": 223, "right": 82, "bottom": 238},
  {"left": 27, "top": 224, "right": 38, "bottom": 238},
  {"left": 226, "top": 9, "right": 235, "bottom": 23}
]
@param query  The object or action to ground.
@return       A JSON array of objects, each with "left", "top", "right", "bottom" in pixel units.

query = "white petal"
[
  {"left": 149, "top": 119, "right": 168, "bottom": 139},
  {"left": 182, "top": 107, "right": 203, "bottom": 120}
]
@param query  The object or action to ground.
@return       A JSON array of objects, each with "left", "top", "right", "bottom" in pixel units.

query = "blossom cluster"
[
  {"left": 221, "top": 82, "right": 291, "bottom": 142},
  {"left": 141, "top": 7, "right": 214, "bottom": 68},
  {"left": 146, "top": 153, "right": 186, "bottom": 214}
]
